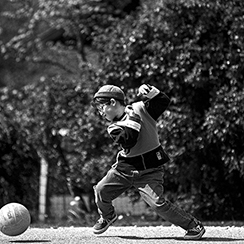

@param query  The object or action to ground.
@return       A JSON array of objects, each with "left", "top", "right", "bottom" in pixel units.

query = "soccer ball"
[{"left": 0, "top": 203, "right": 31, "bottom": 236}]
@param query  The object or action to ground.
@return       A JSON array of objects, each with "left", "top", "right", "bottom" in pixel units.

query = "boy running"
[{"left": 92, "top": 84, "right": 205, "bottom": 240}]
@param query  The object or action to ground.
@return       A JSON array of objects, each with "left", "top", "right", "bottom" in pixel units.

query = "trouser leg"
[
  {"left": 93, "top": 167, "right": 131, "bottom": 219},
  {"left": 135, "top": 168, "right": 197, "bottom": 230}
]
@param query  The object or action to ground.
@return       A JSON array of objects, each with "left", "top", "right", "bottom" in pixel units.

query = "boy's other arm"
[
  {"left": 146, "top": 92, "right": 170, "bottom": 120},
  {"left": 138, "top": 84, "right": 170, "bottom": 121}
]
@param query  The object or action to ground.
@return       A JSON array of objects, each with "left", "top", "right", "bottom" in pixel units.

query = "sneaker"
[
  {"left": 93, "top": 214, "right": 118, "bottom": 234},
  {"left": 184, "top": 222, "right": 205, "bottom": 240}
]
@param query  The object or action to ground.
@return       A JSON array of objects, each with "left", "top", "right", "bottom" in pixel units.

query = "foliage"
[
  {"left": 1, "top": 0, "right": 140, "bottom": 66},
  {"left": 0, "top": 71, "right": 112, "bottom": 217},
  {"left": 203, "top": 86, "right": 244, "bottom": 173},
  {"left": 0, "top": 0, "right": 141, "bottom": 219},
  {"left": 0, "top": 0, "right": 38, "bottom": 87},
  {"left": 0, "top": 88, "right": 40, "bottom": 216},
  {"left": 92, "top": 0, "right": 244, "bottom": 220},
  {"left": 1, "top": 0, "right": 244, "bottom": 221}
]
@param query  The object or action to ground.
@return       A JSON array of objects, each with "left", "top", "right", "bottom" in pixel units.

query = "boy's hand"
[
  {"left": 137, "top": 84, "right": 152, "bottom": 97},
  {"left": 137, "top": 84, "right": 160, "bottom": 100}
]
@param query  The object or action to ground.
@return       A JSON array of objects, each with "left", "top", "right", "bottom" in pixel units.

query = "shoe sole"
[
  {"left": 93, "top": 215, "right": 118, "bottom": 235},
  {"left": 183, "top": 228, "right": 206, "bottom": 240}
]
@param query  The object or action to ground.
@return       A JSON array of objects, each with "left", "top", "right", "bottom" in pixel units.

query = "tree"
[
  {"left": 1, "top": 0, "right": 140, "bottom": 74},
  {"left": 91, "top": 0, "right": 244, "bottom": 220},
  {"left": 0, "top": 88, "right": 40, "bottom": 218},
  {"left": 0, "top": 0, "right": 141, "bottom": 220},
  {"left": 1, "top": 0, "right": 244, "bottom": 221},
  {"left": 0, "top": 73, "right": 110, "bottom": 219}
]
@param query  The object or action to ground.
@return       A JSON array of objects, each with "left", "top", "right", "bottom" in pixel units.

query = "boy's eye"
[{"left": 97, "top": 102, "right": 109, "bottom": 111}]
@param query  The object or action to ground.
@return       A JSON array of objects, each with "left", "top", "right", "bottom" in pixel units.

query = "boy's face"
[{"left": 97, "top": 99, "right": 120, "bottom": 122}]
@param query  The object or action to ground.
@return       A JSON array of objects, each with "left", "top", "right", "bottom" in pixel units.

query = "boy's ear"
[{"left": 110, "top": 98, "right": 116, "bottom": 106}]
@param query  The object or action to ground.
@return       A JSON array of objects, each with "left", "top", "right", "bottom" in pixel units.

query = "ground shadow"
[
  {"left": 101, "top": 235, "right": 244, "bottom": 242},
  {"left": 10, "top": 240, "right": 51, "bottom": 243},
  {"left": 201, "top": 237, "right": 244, "bottom": 242}
]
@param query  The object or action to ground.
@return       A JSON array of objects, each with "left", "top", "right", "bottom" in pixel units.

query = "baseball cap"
[{"left": 93, "top": 85, "right": 125, "bottom": 102}]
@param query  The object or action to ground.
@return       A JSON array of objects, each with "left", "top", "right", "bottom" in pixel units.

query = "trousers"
[{"left": 93, "top": 162, "right": 198, "bottom": 230}]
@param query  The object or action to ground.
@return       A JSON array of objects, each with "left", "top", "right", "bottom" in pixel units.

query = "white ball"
[{"left": 0, "top": 203, "right": 31, "bottom": 236}]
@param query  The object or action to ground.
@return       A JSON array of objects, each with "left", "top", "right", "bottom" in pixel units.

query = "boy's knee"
[{"left": 94, "top": 183, "right": 107, "bottom": 199}]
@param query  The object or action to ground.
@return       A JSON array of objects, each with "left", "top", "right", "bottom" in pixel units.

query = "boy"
[{"left": 92, "top": 84, "right": 205, "bottom": 240}]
